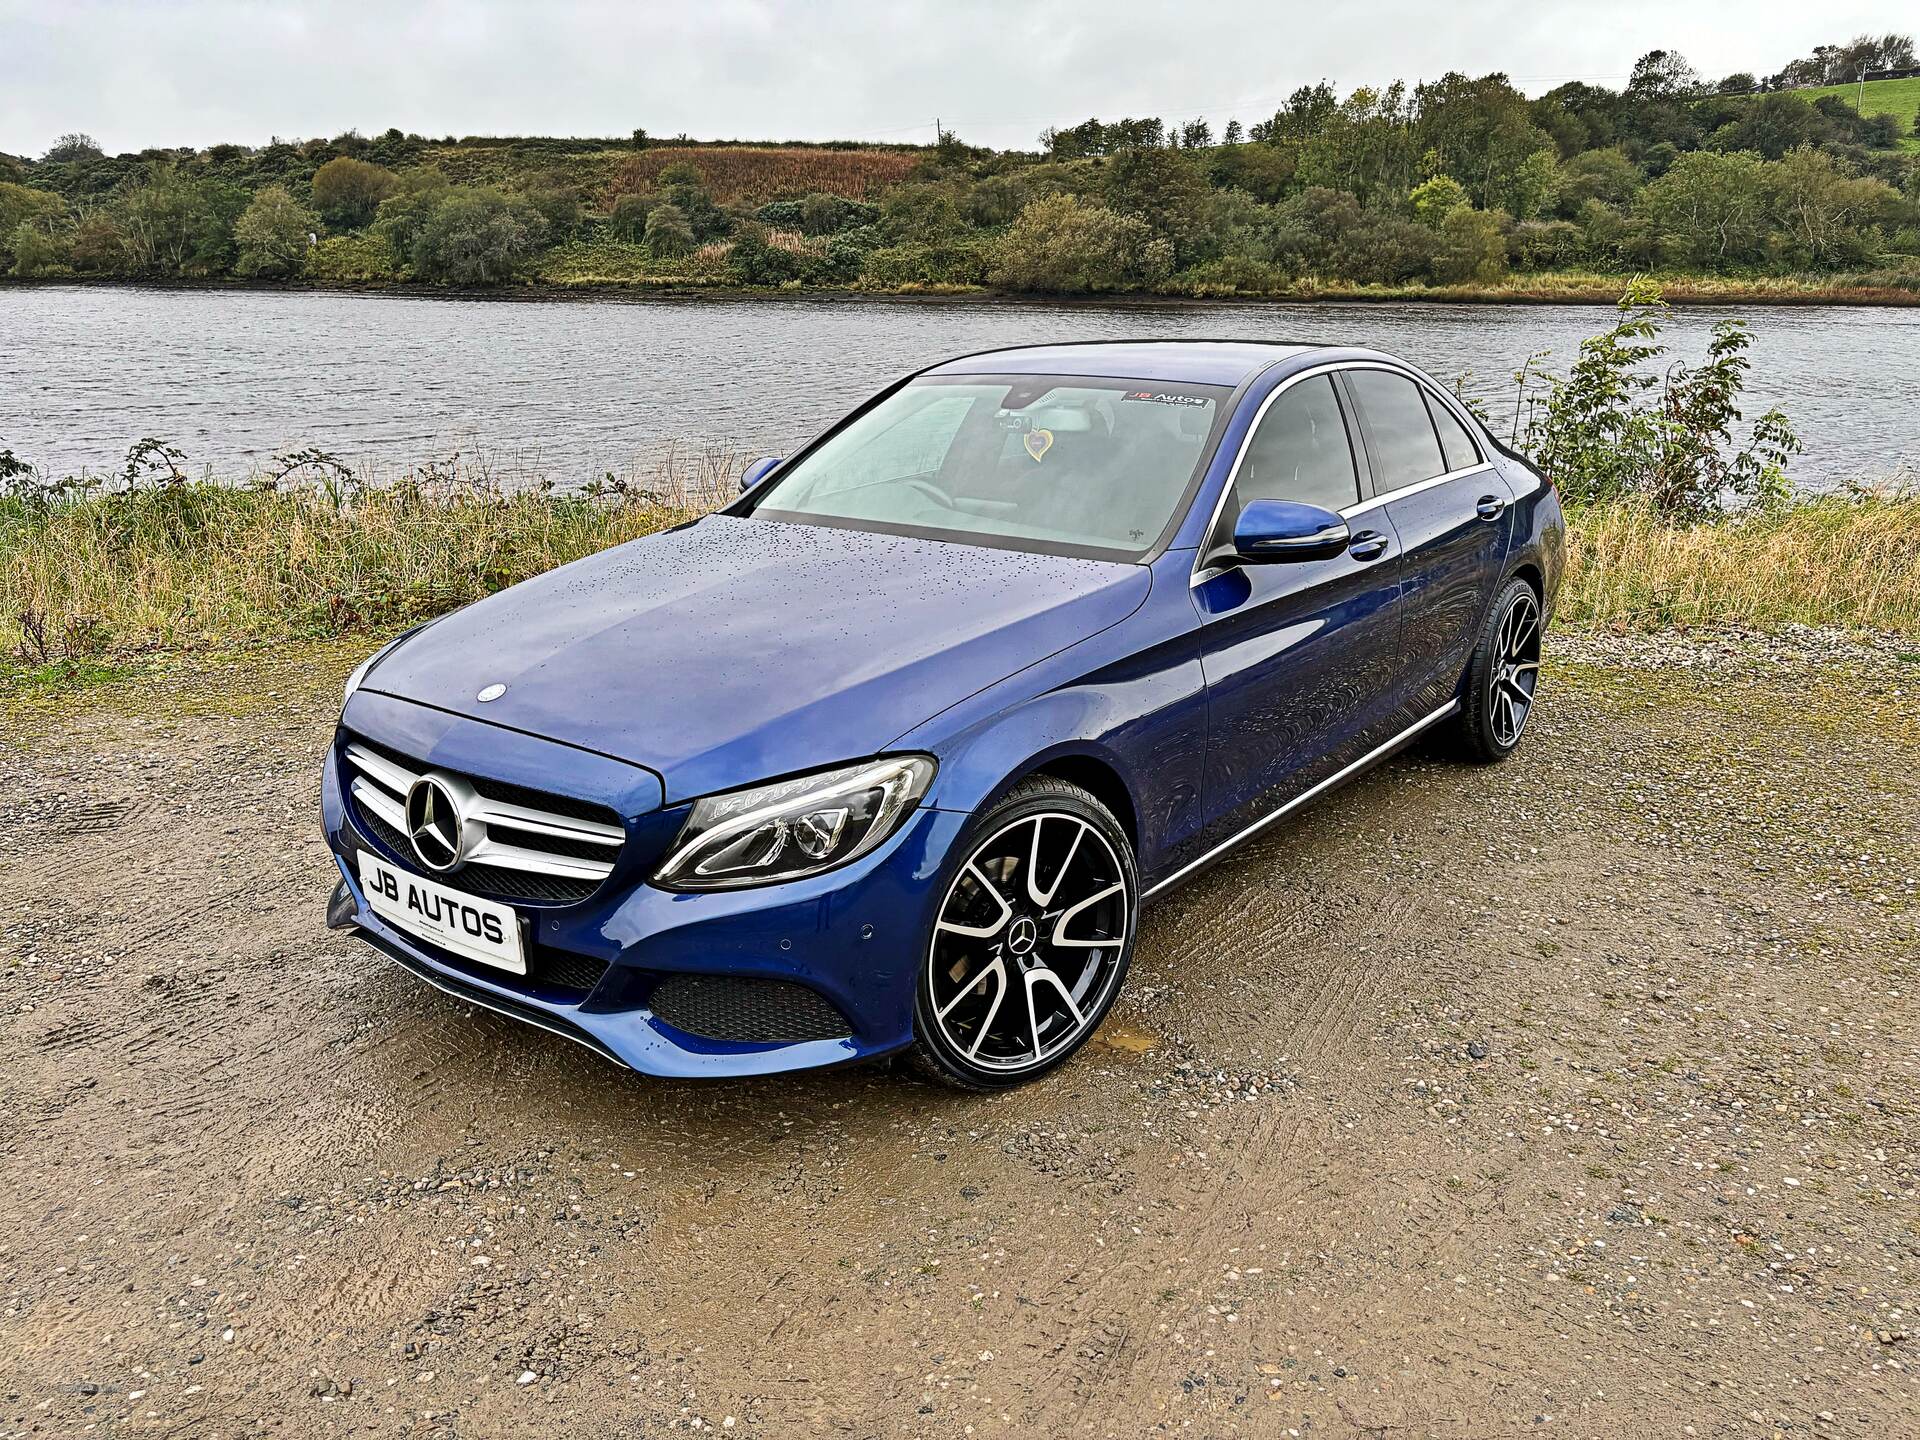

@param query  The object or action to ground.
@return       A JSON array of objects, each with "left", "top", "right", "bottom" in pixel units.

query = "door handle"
[
  {"left": 1475, "top": 495, "right": 1507, "bottom": 521},
  {"left": 1348, "top": 530, "right": 1389, "bottom": 561}
]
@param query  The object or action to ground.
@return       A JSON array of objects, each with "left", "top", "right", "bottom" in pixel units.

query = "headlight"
[
  {"left": 342, "top": 621, "right": 434, "bottom": 708},
  {"left": 653, "top": 756, "right": 936, "bottom": 891},
  {"left": 342, "top": 652, "right": 378, "bottom": 705}
]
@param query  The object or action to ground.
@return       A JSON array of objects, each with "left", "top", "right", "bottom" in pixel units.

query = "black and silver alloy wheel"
[
  {"left": 913, "top": 778, "right": 1137, "bottom": 1089},
  {"left": 1457, "top": 576, "right": 1545, "bottom": 763},
  {"left": 1488, "top": 589, "right": 1541, "bottom": 747}
]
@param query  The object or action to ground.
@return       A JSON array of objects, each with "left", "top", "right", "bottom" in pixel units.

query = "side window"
[
  {"left": 1346, "top": 369, "right": 1445, "bottom": 491},
  {"left": 1231, "top": 375, "right": 1359, "bottom": 516},
  {"left": 1424, "top": 391, "right": 1482, "bottom": 472}
]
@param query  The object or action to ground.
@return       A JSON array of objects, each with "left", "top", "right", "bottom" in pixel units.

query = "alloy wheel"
[
  {"left": 926, "top": 811, "right": 1132, "bottom": 1075},
  {"left": 1489, "top": 590, "right": 1542, "bottom": 748}
]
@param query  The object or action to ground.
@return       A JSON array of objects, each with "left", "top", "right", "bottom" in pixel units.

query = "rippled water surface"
[{"left": 3, "top": 285, "right": 1915, "bottom": 488}]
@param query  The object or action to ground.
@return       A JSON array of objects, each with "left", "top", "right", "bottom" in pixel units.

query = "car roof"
[{"left": 923, "top": 339, "right": 1326, "bottom": 388}]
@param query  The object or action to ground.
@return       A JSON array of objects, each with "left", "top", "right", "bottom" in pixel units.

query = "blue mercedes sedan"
[{"left": 322, "top": 340, "right": 1562, "bottom": 1088}]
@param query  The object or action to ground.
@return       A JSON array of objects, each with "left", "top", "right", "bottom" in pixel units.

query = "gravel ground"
[{"left": 0, "top": 632, "right": 1915, "bottom": 1439}]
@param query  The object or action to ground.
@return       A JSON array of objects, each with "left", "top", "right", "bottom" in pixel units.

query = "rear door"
[
  {"left": 1190, "top": 372, "right": 1406, "bottom": 846},
  {"left": 1341, "top": 367, "right": 1514, "bottom": 715}
]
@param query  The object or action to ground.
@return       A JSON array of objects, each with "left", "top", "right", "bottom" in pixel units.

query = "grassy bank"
[{"left": 4, "top": 464, "right": 1917, "bottom": 692}]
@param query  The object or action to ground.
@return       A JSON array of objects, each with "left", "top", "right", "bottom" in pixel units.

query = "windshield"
[{"left": 745, "top": 374, "right": 1227, "bottom": 559}]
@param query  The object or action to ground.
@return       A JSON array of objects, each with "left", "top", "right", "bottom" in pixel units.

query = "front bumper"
[{"left": 321, "top": 716, "right": 965, "bottom": 1079}]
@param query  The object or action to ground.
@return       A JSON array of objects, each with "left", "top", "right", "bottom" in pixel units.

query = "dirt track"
[{"left": 2, "top": 634, "right": 1916, "bottom": 1439}]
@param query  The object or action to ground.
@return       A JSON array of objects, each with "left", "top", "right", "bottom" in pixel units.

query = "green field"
[{"left": 1803, "top": 74, "right": 1920, "bottom": 149}]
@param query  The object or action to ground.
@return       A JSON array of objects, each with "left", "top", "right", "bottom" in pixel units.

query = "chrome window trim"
[
  {"left": 1141, "top": 699, "right": 1459, "bottom": 900},
  {"left": 1189, "top": 359, "right": 1493, "bottom": 586},
  {"left": 1339, "top": 460, "right": 1494, "bottom": 520}
]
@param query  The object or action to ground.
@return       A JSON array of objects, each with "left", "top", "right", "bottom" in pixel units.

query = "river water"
[{"left": 3, "top": 285, "right": 1915, "bottom": 490}]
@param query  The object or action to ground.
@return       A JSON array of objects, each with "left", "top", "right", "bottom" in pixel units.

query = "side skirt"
[{"left": 1141, "top": 700, "right": 1460, "bottom": 903}]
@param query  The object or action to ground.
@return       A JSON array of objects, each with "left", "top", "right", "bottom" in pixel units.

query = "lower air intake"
[{"left": 649, "top": 975, "right": 852, "bottom": 1044}]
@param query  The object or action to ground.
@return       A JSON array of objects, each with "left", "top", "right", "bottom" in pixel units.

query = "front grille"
[
  {"left": 649, "top": 975, "right": 852, "bottom": 1044},
  {"left": 342, "top": 734, "right": 625, "bottom": 907}
]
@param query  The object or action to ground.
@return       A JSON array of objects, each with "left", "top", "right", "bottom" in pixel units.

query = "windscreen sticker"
[
  {"left": 1023, "top": 429, "right": 1054, "bottom": 463},
  {"left": 1124, "top": 389, "right": 1210, "bottom": 408}
]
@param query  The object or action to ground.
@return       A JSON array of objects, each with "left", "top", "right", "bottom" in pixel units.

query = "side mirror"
[
  {"left": 740, "top": 456, "right": 783, "bottom": 493},
  {"left": 1231, "top": 499, "right": 1350, "bottom": 563}
]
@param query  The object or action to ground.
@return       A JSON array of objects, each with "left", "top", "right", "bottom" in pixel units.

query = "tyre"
[
  {"left": 911, "top": 776, "right": 1138, "bottom": 1090},
  {"left": 1454, "top": 575, "right": 1544, "bottom": 763}
]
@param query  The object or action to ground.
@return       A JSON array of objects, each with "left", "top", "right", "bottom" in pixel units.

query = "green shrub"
[
  {"left": 608, "top": 192, "right": 655, "bottom": 242},
  {"left": 311, "top": 156, "right": 398, "bottom": 229},
  {"left": 988, "top": 194, "right": 1171, "bottom": 292},
  {"left": 302, "top": 234, "right": 397, "bottom": 283},
  {"left": 1410, "top": 175, "right": 1470, "bottom": 227},
  {"left": 1434, "top": 205, "right": 1509, "bottom": 283},
  {"left": 1517, "top": 280, "right": 1798, "bottom": 517},
  {"left": 0, "top": 182, "right": 64, "bottom": 267},
  {"left": 8, "top": 218, "right": 72, "bottom": 277},
  {"left": 409, "top": 188, "right": 548, "bottom": 284},
  {"left": 233, "top": 186, "right": 318, "bottom": 278},
  {"left": 1508, "top": 219, "right": 1583, "bottom": 270},
  {"left": 1167, "top": 255, "right": 1291, "bottom": 295},
  {"left": 725, "top": 224, "right": 812, "bottom": 285},
  {"left": 644, "top": 202, "right": 695, "bottom": 257},
  {"left": 857, "top": 237, "right": 992, "bottom": 287}
]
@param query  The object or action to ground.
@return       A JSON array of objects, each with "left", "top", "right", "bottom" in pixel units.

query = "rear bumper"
[{"left": 323, "top": 745, "right": 964, "bottom": 1079}]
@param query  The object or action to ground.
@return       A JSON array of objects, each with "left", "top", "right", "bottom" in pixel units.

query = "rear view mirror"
[
  {"left": 1232, "top": 499, "right": 1350, "bottom": 563},
  {"left": 740, "top": 456, "right": 783, "bottom": 493}
]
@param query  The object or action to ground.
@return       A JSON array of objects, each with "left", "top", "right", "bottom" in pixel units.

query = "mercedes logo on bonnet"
[
  {"left": 476, "top": 683, "right": 507, "bottom": 702},
  {"left": 405, "top": 775, "right": 471, "bottom": 873}
]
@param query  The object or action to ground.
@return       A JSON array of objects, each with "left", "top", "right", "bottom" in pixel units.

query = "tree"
[
  {"left": 1555, "top": 148, "right": 1642, "bottom": 212},
  {"left": 116, "top": 166, "right": 247, "bottom": 276},
  {"left": 1409, "top": 174, "right": 1470, "bottom": 226},
  {"left": 1766, "top": 146, "right": 1898, "bottom": 266},
  {"left": 408, "top": 188, "right": 548, "bottom": 284},
  {"left": 1433, "top": 206, "right": 1509, "bottom": 283},
  {"left": 1717, "top": 73, "right": 1758, "bottom": 95},
  {"left": 643, "top": 202, "right": 694, "bottom": 257},
  {"left": 233, "top": 186, "right": 317, "bottom": 277},
  {"left": 988, "top": 194, "right": 1171, "bottom": 293},
  {"left": 1102, "top": 145, "right": 1210, "bottom": 263},
  {"left": 9, "top": 218, "right": 72, "bottom": 276},
  {"left": 1626, "top": 50, "right": 1702, "bottom": 100},
  {"left": 608, "top": 192, "right": 654, "bottom": 242},
  {"left": 1179, "top": 119, "right": 1213, "bottom": 149},
  {"left": 1221, "top": 120, "right": 1244, "bottom": 146},
  {"left": 1250, "top": 83, "right": 1337, "bottom": 145},
  {"left": 310, "top": 156, "right": 397, "bottom": 229},
  {"left": 369, "top": 171, "right": 450, "bottom": 260},
  {"left": 1638, "top": 150, "right": 1771, "bottom": 268},
  {"left": 1414, "top": 72, "right": 1555, "bottom": 209},
  {"left": 0, "top": 181, "right": 64, "bottom": 266},
  {"left": 43, "top": 133, "right": 103, "bottom": 163}
]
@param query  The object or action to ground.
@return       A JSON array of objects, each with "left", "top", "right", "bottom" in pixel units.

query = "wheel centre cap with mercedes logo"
[{"left": 405, "top": 774, "right": 475, "bottom": 873}]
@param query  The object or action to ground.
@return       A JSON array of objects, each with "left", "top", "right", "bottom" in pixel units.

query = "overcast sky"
[{"left": 0, "top": 1, "right": 1905, "bottom": 157}]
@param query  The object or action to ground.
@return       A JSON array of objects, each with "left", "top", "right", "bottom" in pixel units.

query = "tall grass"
[
  {"left": 1560, "top": 484, "right": 1920, "bottom": 633},
  {"left": 0, "top": 448, "right": 730, "bottom": 663},
  {"left": 3, "top": 458, "right": 1917, "bottom": 677}
]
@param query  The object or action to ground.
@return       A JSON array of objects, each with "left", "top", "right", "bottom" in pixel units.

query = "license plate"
[{"left": 357, "top": 852, "right": 526, "bottom": 975}]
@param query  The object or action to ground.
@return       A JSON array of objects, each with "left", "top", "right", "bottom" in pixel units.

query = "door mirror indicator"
[
  {"left": 740, "top": 456, "right": 783, "bottom": 493},
  {"left": 1231, "top": 500, "right": 1351, "bottom": 564}
]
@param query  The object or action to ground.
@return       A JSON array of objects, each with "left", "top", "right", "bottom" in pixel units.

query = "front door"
[{"left": 1190, "top": 372, "right": 1407, "bottom": 847}]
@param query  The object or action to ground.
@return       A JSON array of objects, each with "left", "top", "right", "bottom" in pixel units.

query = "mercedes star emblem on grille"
[{"left": 405, "top": 776, "right": 467, "bottom": 872}]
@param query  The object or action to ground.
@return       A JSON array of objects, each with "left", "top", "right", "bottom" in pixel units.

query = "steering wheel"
[{"left": 901, "top": 478, "right": 955, "bottom": 512}]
